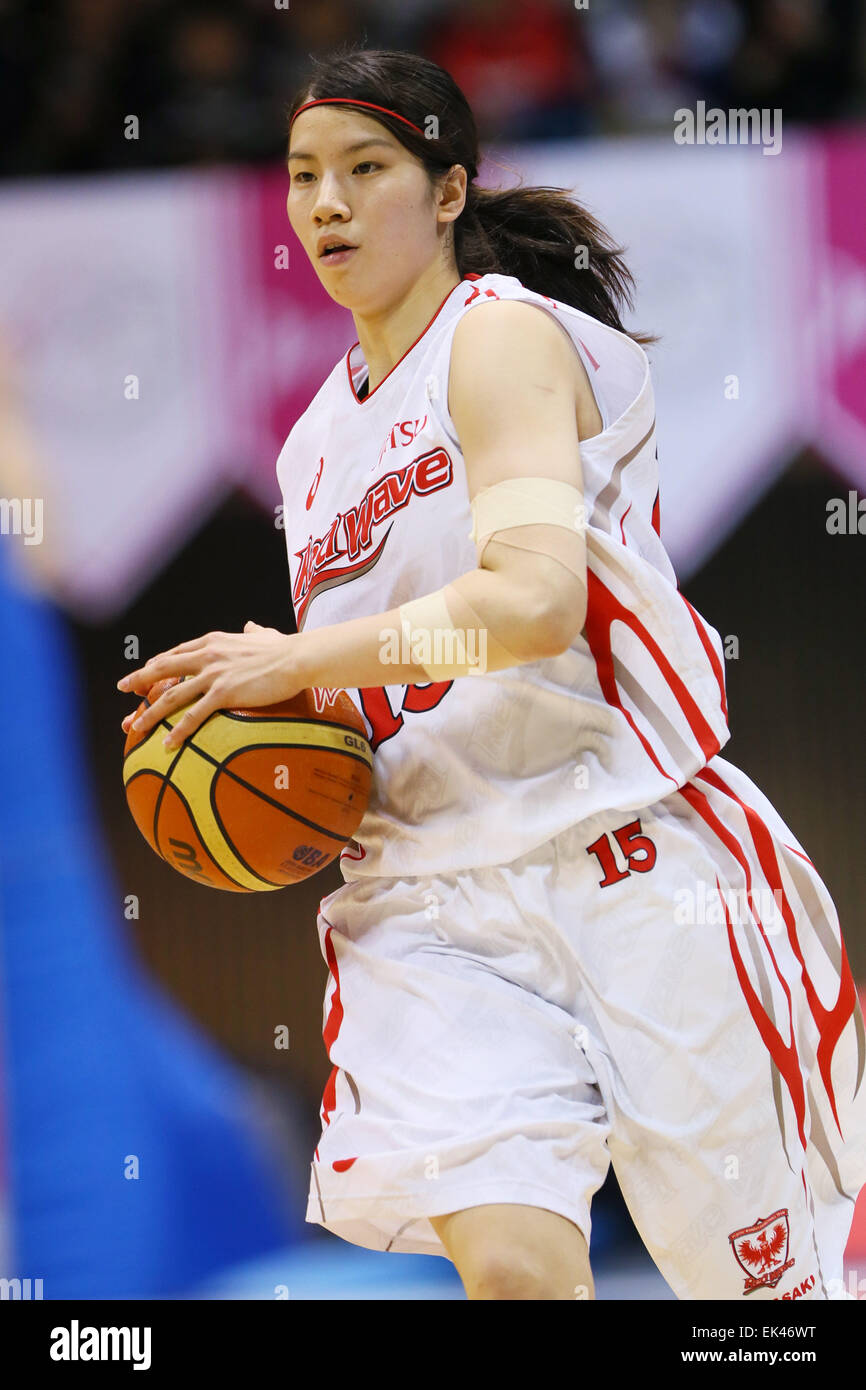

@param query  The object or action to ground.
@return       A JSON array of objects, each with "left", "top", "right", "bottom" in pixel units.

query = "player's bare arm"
[{"left": 445, "top": 296, "right": 590, "bottom": 648}]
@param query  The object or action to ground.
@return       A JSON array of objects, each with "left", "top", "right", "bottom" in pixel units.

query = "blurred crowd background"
[
  {"left": 1, "top": 0, "right": 865, "bottom": 177},
  {"left": 1, "top": 0, "right": 865, "bottom": 1303}
]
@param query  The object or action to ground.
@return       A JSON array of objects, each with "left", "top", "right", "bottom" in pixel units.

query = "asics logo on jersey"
[
  {"left": 292, "top": 447, "right": 454, "bottom": 628},
  {"left": 306, "top": 456, "right": 325, "bottom": 510}
]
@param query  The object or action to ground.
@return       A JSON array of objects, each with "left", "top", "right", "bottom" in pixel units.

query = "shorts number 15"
[{"left": 585, "top": 818, "right": 657, "bottom": 888}]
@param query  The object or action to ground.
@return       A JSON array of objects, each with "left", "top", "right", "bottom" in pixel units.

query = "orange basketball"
[{"left": 122, "top": 677, "right": 372, "bottom": 891}]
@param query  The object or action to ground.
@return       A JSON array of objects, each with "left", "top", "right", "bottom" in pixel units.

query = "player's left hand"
[{"left": 117, "top": 621, "right": 304, "bottom": 749}]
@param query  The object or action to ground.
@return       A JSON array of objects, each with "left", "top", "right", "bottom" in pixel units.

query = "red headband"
[{"left": 290, "top": 98, "right": 425, "bottom": 137}]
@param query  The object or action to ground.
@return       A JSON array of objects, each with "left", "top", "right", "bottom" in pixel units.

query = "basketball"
[{"left": 122, "top": 677, "right": 372, "bottom": 891}]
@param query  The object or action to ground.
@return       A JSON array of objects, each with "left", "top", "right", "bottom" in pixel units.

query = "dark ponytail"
[{"left": 287, "top": 44, "right": 654, "bottom": 345}]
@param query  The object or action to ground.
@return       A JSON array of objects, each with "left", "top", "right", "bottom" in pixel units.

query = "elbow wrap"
[
  {"left": 469, "top": 476, "right": 588, "bottom": 585},
  {"left": 398, "top": 584, "right": 522, "bottom": 679}
]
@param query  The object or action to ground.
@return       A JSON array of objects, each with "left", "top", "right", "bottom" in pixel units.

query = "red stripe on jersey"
[
  {"left": 680, "top": 593, "right": 729, "bottom": 722},
  {"left": 321, "top": 1066, "right": 338, "bottom": 1128},
  {"left": 785, "top": 842, "right": 816, "bottom": 870},
  {"left": 651, "top": 489, "right": 661, "bottom": 536},
  {"left": 578, "top": 337, "right": 600, "bottom": 371},
  {"left": 332, "top": 1157, "right": 358, "bottom": 1172},
  {"left": 584, "top": 571, "right": 675, "bottom": 783},
  {"left": 463, "top": 284, "right": 500, "bottom": 308},
  {"left": 698, "top": 765, "right": 858, "bottom": 1138},
  {"left": 340, "top": 841, "right": 366, "bottom": 863},
  {"left": 584, "top": 570, "right": 722, "bottom": 779},
  {"left": 678, "top": 777, "right": 808, "bottom": 1149},
  {"left": 320, "top": 920, "right": 345, "bottom": 1128},
  {"left": 618, "top": 501, "right": 632, "bottom": 546}
]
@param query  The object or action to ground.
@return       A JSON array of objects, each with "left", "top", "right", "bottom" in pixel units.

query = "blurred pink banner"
[{"left": 811, "top": 133, "right": 866, "bottom": 485}]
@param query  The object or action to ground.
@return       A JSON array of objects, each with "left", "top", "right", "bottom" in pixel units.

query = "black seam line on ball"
[
  {"left": 207, "top": 774, "right": 302, "bottom": 889},
  {"left": 151, "top": 724, "right": 194, "bottom": 853},
  {"left": 153, "top": 771, "right": 254, "bottom": 891},
  {"left": 183, "top": 736, "right": 358, "bottom": 844}
]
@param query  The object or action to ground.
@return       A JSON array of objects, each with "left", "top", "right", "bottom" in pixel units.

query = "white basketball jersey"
[{"left": 275, "top": 272, "right": 730, "bottom": 877}]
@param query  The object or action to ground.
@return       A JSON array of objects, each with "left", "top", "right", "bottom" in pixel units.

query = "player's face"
[{"left": 286, "top": 108, "right": 446, "bottom": 310}]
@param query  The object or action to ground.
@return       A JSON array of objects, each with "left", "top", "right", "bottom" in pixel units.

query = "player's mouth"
[{"left": 319, "top": 242, "right": 358, "bottom": 265}]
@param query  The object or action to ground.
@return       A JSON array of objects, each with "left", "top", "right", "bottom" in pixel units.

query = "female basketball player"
[{"left": 118, "top": 47, "right": 866, "bottom": 1300}]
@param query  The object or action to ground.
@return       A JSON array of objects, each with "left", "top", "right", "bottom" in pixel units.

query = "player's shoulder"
[
  {"left": 452, "top": 272, "right": 649, "bottom": 378},
  {"left": 449, "top": 284, "right": 579, "bottom": 387},
  {"left": 452, "top": 278, "right": 568, "bottom": 343}
]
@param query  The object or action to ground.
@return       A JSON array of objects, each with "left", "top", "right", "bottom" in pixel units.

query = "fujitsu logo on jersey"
[
  {"left": 376, "top": 415, "right": 428, "bottom": 467},
  {"left": 292, "top": 447, "right": 454, "bottom": 629}
]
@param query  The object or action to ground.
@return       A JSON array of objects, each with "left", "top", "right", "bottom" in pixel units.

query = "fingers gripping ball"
[{"left": 122, "top": 677, "right": 372, "bottom": 891}]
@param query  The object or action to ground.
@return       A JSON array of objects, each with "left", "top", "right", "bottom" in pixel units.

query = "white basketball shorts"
[{"left": 304, "top": 753, "right": 866, "bottom": 1299}]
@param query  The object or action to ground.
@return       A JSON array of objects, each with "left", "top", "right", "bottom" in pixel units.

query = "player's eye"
[{"left": 291, "top": 163, "right": 380, "bottom": 184}]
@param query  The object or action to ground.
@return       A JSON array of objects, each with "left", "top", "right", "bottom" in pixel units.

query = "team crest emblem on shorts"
[{"left": 729, "top": 1208, "right": 795, "bottom": 1292}]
